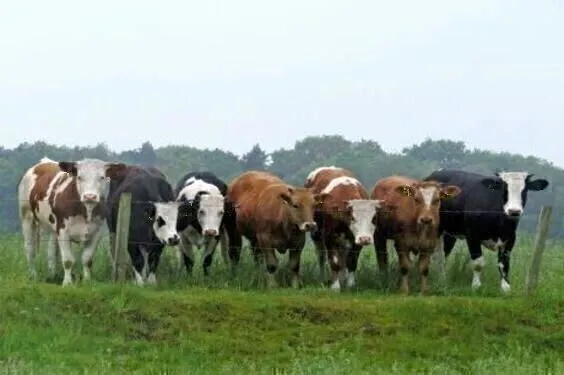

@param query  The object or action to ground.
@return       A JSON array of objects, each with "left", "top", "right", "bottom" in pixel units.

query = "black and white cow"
[
  {"left": 175, "top": 171, "right": 237, "bottom": 276},
  {"left": 423, "top": 169, "right": 549, "bottom": 293},
  {"left": 107, "top": 167, "right": 181, "bottom": 286}
]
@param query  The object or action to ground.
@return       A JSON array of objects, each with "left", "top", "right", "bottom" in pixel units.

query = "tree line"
[{"left": 0, "top": 136, "right": 559, "bottom": 237}]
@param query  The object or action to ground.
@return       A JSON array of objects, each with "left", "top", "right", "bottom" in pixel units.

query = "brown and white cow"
[
  {"left": 371, "top": 175, "right": 461, "bottom": 295},
  {"left": 305, "top": 166, "right": 384, "bottom": 291},
  {"left": 17, "top": 157, "right": 127, "bottom": 286},
  {"left": 228, "top": 171, "right": 319, "bottom": 288}
]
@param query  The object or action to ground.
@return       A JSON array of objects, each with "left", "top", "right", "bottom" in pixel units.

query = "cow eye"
[
  {"left": 157, "top": 217, "right": 165, "bottom": 227},
  {"left": 218, "top": 210, "right": 224, "bottom": 216},
  {"left": 198, "top": 210, "right": 205, "bottom": 216}
]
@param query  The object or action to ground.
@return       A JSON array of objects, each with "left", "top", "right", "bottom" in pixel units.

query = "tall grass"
[{"left": 0, "top": 231, "right": 563, "bottom": 374}]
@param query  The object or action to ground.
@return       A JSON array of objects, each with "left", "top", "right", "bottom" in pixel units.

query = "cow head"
[
  {"left": 279, "top": 186, "right": 318, "bottom": 232},
  {"left": 395, "top": 181, "right": 461, "bottom": 228},
  {"left": 315, "top": 192, "right": 383, "bottom": 246},
  {"left": 59, "top": 159, "right": 127, "bottom": 205},
  {"left": 147, "top": 201, "right": 181, "bottom": 246},
  {"left": 193, "top": 191, "right": 225, "bottom": 238},
  {"left": 481, "top": 172, "right": 549, "bottom": 219}
]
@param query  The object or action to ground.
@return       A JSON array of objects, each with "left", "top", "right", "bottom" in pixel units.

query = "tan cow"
[
  {"left": 305, "top": 166, "right": 384, "bottom": 290},
  {"left": 371, "top": 175, "right": 461, "bottom": 295},
  {"left": 18, "top": 157, "right": 127, "bottom": 286},
  {"left": 227, "top": 171, "right": 319, "bottom": 288}
]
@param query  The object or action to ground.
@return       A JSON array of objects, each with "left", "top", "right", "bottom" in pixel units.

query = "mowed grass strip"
[{"left": 0, "top": 233, "right": 563, "bottom": 374}]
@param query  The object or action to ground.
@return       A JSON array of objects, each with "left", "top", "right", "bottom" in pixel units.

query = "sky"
[{"left": 1, "top": 0, "right": 563, "bottom": 165}]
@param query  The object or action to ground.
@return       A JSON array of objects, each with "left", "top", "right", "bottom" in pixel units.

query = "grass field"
[{"left": 1, "top": 231, "right": 563, "bottom": 374}]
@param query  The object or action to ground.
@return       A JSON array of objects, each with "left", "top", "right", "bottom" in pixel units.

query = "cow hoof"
[
  {"left": 147, "top": 273, "right": 157, "bottom": 285},
  {"left": 500, "top": 280, "right": 511, "bottom": 293},
  {"left": 330, "top": 281, "right": 341, "bottom": 292}
]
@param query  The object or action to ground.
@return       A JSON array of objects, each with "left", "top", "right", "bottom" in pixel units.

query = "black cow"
[
  {"left": 107, "top": 167, "right": 180, "bottom": 286},
  {"left": 424, "top": 169, "right": 549, "bottom": 293},
  {"left": 175, "top": 171, "right": 238, "bottom": 276}
]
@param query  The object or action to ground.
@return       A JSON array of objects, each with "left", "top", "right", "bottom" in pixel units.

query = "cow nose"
[
  {"left": 167, "top": 234, "right": 180, "bottom": 246},
  {"left": 83, "top": 193, "right": 99, "bottom": 202},
  {"left": 507, "top": 209, "right": 522, "bottom": 217},
  {"left": 203, "top": 229, "right": 218, "bottom": 237},
  {"left": 419, "top": 217, "right": 433, "bottom": 225},
  {"left": 355, "top": 236, "right": 373, "bottom": 246},
  {"left": 301, "top": 222, "right": 317, "bottom": 232}
]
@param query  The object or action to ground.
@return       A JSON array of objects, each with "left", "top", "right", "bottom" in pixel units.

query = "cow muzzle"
[
  {"left": 202, "top": 228, "right": 219, "bottom": 237},
  {"left": 299, "top": 221, "right": 317, "bottom": 232},
  {"left": 505, "top": 208, "right": 523, "bottom": 218},
  {"left": 167, "top": 234, "right": 180, "bottom": 246},
  {"left": 418, "top": 216, "right": 434, "bottom": 226},
  {"left": 82, "top": 193, "right": 99, "bottom": 203},
  {"left": 355, "top": 235, "right": 373, "bottom": 246}
]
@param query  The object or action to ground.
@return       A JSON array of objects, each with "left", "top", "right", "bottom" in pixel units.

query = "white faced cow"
[
  {"left": 424, "top": 169, "right": 549, "bottom": 293},
  {"left": 18, "top": 157, "right": 127, "bottom": 286},
  {"left": 175, "top": 171, "right": 235, "bottom": 276},
  {"left": 304, "top": 167, "right": 383, "bottom": 291}
]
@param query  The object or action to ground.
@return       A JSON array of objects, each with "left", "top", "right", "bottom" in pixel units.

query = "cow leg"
[
  {"left": 81, "top": 227, "right": 103, "bottom": 282},
  {"left": 345, "top": 243, "right": 362, "bottom": 288},
  {"left": 326, "top": 238, "right": 345, "bottom": 291},
  {"left": 178, "top": 233, "right": 195, "bottom": 275},
  {"left": 146, "top": 246, "right": 164, "bottom": 285},
  {"left": 374, "top": 234, "right": 388, "bottom": 283},
  {"left": 46, "top": 233, "right": 60, "bottom": 279},
  {"left": 21, "top": 217, "right": 39, "bottom": 280},
  {"left": 218, "top": 228, "right": 230, "bottom": 266},
  {"left": 419, "top": 251, "right": 431, "bottom": 295},
  {"left": 431, "top": 235, "right": 447, "bottom": 291},
  {"left": 288, "top": 249, "right": 303, "bottom": 289},
  {"left": 466, "top": 237, "right": 484, "bottom": 290},
  {"left": 57, "top": 232, "right": 75, "bottom": 286},
  {"left": 202, "top": 236, "right": 220, "bottom": 276},
  {"left": 497, "top": 235, "right": 515, "bottom": 293},
  {"left": 443, "top": 234, "right": 457, "bottom": 257},
  {"left": 128, "top": 244, "right": 146, "bottom": 286},
  {"left": 310, "top": 228, "right": 327, "bottom": 283},
  {"left": 258, "top": 234, "right": 278, "bottom": 288},
  {"left": 396, "top": 246, "right": 412, "bottom": 294},
  {"left": 225, "top": 224, "right": 242, "bottom": 266}
]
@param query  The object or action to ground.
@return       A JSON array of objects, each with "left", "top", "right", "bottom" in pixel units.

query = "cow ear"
[
  {"left": 279, "top": 192, "right": 292, "bottom": 205},
  {"left": 395, "top": 185, "right": 415, "bottom": 197},
  {"left": 105, "top": 163, "right": 128, "bottom": 179},
  {"left": 440, "top": 185, "right": 461, "bottom": 200},
  {"left": 59, "top": 161, "right": 77, "bottom": 176},
  {"left": 481, "top": 178, "right": 503, "bottom": 190},
  {"left": 527, "top": 178, "right": 549, "bottom": 191}
]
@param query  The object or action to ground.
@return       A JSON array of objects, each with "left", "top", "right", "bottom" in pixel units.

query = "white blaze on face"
[
  {"left": 497, "top": 172, "right": 528, "bottom": 216},
  {"left": 73, "top": 159, "right": 111, "bottom": 203},
  {"left": 418, "top": 186, "right": 439, "bottom": 209},
  {"left": 198, "top": 194, "right": 225, "bottom": 235},
  {"left": 152, "top": 202, "right": 181, "bottom": 245},
  {"left": 347, "top": 199, "right": 381, "bottom": 245}
]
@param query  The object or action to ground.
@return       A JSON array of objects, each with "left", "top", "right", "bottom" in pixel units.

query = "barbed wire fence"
[{"left": 0, "top": 194, "right": 553, "bottom": 294}]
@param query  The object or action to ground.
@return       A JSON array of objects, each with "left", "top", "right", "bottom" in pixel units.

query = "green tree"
[{"left": 240, "top": 144, "right": 268, "bottom": 171}]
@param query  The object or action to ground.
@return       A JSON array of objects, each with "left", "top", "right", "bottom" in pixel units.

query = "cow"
[
  {"left": 304, "top": 166, "right": 383, "bottom": 291},
  {"left": 228, "top": 171, "right": 319, "bottom": 288},
  {"left": 371, "top": 176, "right": 461, "bottom": 295},
  {"left": 17, "top": 157, "right": 127, "bottom": 286},
  {"left": 106, "top": 164, "right": 167, "bottom": 263},
  {"left": 423, "top": 169, "right": 549, "bottom": 293},
  {"left": 175, "top": 171, "right": 238, "bottom": 276},
  {"left": 226, "top": 170, "right": 284, "bottom": 264},
  {"left": 106, "top": 167, "right": 181, "bottom": 286}
]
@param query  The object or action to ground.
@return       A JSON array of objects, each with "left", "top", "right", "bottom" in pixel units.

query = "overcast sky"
[{"left": 1, "top": 1, "right": 563, "bottom": 165}]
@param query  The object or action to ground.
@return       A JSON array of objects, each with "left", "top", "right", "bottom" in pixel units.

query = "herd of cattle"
[{"left": 16, "top": 157, "right": 549, "bottom": 295}]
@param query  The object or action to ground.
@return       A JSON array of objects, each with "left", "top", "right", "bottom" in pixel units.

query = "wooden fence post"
[
  {"left": 112, "top": 193, "right": 132, "bottom": 283},
  {"left": 525, "top": 205, "right": 552, "bottom": 296}
]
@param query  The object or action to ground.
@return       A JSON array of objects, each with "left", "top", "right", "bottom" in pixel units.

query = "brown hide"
[{"left": 305, "top": 167, "right": 354, "bottom": 193}]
